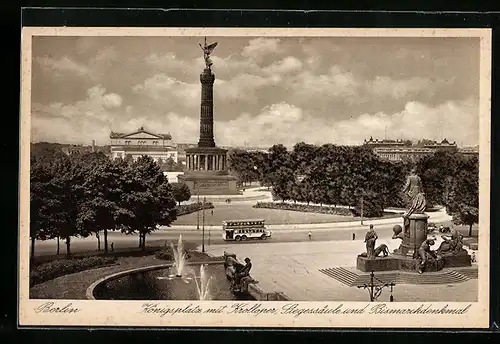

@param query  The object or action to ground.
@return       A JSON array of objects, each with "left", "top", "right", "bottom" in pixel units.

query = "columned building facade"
[
  {"left": 185, "top": 151, "right": 227, "bottom": 172},
  {"left": 110, "top": 127, "right": 178, "bottom": 162},
  {"left": 363, "top": 137, "right": 460, "bottom": 162}
]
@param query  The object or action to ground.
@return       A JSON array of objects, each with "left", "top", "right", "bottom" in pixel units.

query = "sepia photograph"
[{"left": 19, "top": 27, "right": 491, "bottom": 328}]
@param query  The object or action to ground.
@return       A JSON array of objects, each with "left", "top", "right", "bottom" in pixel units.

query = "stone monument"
[
  {"left": 178, "top": 38, "right": 238, "bottom": 195},
  {"left": 356, "top": 167, "right": 471, "bottom": 273}
]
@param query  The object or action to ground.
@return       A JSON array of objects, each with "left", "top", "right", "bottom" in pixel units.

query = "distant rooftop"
[
  {"left": 110, "top": 126, "right": 172, "bottom": 140},
  {"left": 363, "top": 137, "right": 457, "bottom": 147}
]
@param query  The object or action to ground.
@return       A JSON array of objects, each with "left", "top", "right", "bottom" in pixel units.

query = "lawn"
[
  {"left": 30, "top": 256, "right": 159, "bottom": 299},
  {"left": 172, "top": 203, "right": 356, "bottom": 225}
]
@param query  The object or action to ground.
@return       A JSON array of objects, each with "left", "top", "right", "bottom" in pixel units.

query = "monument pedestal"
[
  {"left": 179, "top": 147, "right": 238, "bottom": 195},
  {"left": 178, "top": 65, "right": 239, "bottom": 196},
  {"left": 178, "top": 172, "right": 238, "bottom": 195},
  {"left": 356, "top": 256, "right": 399, "bottom": 272},
  {"left": 394, "top": 213, "right": 429, "bottom": 258},
  {"left": 356, "top": 255, "right": 444, "bottom": 273},
  {"left": 441, "top": 251, "right": 472, "bottom": 268}
]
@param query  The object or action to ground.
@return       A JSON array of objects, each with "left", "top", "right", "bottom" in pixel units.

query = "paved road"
[
  {"left": 32, "top": 205, "right": 454, "bottom": 257},
  {"left": 33, "top": 219, "right": 454, "bottom": 256}
]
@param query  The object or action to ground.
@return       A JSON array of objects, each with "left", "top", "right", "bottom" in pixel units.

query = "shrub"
[
  {"left": 154, "top": 241, "right": 199, "bottom": 261},
  {"left": 154, "top": 246, "right": 175, "bottom": 260},
  {"left": 31, "top": 246, "right": 163, "bottom": 267},
  {"left": 353, "top": 194, "right": 385, "bottom": 218},
  {"left": 30, "top": 256, "right": 117, "bottom": 287},
  {"left": 253, "top": 202, "right": 355, "bottom": 216},
  {"left": 176, "top": 202, "right": 214, "bottom": 216}
]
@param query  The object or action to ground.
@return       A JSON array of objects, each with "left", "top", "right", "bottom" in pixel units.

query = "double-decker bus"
[{"left": 222, "top": 219, "right": 272, "bottom": 241}]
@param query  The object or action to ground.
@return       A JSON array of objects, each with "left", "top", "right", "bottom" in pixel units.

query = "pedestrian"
[
  {"left": 211, "top": 209, "right": 214, "bottom": 216},
  {"left": 111, "top": 242, "right": 114, "bottom": 252},
  {"left": 308, "top": 231, "right": 312, "bottom": 240},
  {"left": 352, "top": 233, "right": 356, "bottom": 240}
]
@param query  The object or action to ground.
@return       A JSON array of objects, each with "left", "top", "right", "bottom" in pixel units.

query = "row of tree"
[
  {"left": 228, "top": 143, "right": 479, "bottom": 234},
  {"left": 30, "top": 150, "right": 180, "bottom": 258}
]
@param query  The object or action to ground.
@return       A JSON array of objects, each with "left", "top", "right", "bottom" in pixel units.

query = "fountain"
[
  {"left": 171, "top": 234, "right": 186, "bottom": 278},
  {"left": 157, "top": 235, "right": 192, "bottom": 283},
  {"left": 193, "top": 264, "right": 212, "bottom": 300}
]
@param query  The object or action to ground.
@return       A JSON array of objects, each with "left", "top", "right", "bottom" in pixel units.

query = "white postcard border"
[{"left": 19, "top": 27, "right": 492, "bottom": 328}]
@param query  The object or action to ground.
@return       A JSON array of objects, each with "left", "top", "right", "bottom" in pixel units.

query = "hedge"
[
  {"left": 30, "top": 256, "right": 117, "bottom": 287},
  {"left": 31, "top": 246, "right": 164, "bottom": 267},
  {"left": 154, "top": 241, "right": 199, "bottom": 261},
  {"left": 176, "top": 202, "right": 214, "bottom": 216},
  {"left": 253, "top": 202, "right": 355, "bottom": 216}
]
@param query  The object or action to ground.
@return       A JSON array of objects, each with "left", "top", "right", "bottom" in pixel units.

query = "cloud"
[
  {"left": 262, "top": 56, "right": 303, "bottom": 75},
  {"left": 369, "top": 76, "right": 433, "bottom": 99},
  {"left": 132, "top": 73, "right": 199, "bottom": 107},
  {"left": 291, "top": 66, "right": 360, "bottom": 101},
  {"left": 335, "top": 98, "right": 478, "bottom": 146},
  {"left": 241, "top": 38, "right": 282, "bottom": 60},
  {"left": 94, "top": 47, "right": 118, "bottom": 62},
  {"left": 31, "top": 85, "right": 125, "bottom": 144},
  {"left": 36, "top": 56, "right": 91, "bottom": 77},
  {"left": 144, "top": 52, "right": 189, "bottom": 71},
  {"left": 215, "top": 73, "right": 276, "bottom": 102},
  {"left": 210, "top": 99, "right": 478, "bottom": 148},
  {"left": 31, "top": 36, "right": 479, "bottom": 148}
]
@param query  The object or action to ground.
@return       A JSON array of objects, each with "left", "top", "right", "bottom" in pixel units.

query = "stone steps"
[
  {"left": 320, "top": 267, "right": 359, "bottom": 287},
  {"left": 319, "top": 266, "right": 478, "bottom": 287}
]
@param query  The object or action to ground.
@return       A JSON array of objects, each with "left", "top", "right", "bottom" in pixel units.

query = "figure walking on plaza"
[{"left": 308, "top": 231, "right": 312, "bottom": 240}]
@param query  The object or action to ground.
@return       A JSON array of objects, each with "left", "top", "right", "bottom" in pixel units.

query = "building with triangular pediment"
[{"left": 109, "top": 127, "right": 178, "bottom": 162}]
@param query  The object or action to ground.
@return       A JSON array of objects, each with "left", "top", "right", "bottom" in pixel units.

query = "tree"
[
  {"left": 124, "top": 154, "right": 133, "bottom": 163},
  {"left": 171, "top": 182, "right": 192, "bottom": 205},
  {"left": 416, "top": 150, "right": 462, "bottom": 207},
  {"left": 77, "top": 152, "right": 129, "bottom": 253},
  {"left": 122, "top": 155, "right": 178, "bottom": 249},
  {"left": 45, "top": 154, "right": 89, "bottom": 256},
  {"left": 228, "top": 149, "right": 260, "bottom": 185},
  {"left": 30, "top": 156, "right": 60, "bottom": 258},
  {"left": 445, "top": 156, "right": 479, "bottom": 236}
]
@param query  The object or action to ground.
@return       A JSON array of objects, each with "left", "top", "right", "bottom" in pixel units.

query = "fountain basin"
[{"left": 86, "top": 261, "right": 255, "bottom": 300}]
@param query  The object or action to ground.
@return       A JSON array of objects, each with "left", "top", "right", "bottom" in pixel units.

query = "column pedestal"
[{"left": 394, "top": 213, "right": 429, "bottom": 258}]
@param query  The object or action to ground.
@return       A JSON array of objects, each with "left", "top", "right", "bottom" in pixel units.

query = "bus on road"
[{"left": 222, "top": 219, "right": 272, "bottom": 241}]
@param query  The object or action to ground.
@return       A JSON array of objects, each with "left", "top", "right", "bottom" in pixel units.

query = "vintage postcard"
[{"left": 19, "top": 27, "right": 491, "bottom": 328}]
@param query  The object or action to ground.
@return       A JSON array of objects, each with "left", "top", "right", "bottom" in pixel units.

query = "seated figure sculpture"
[
  {"left": 359, "top": 225, "right": 389, "bottom": 258},
  {"left": 229, "top": 257, "right": 258, "bottom": 292},
  {"left": 436, "top": 228, "right": 466, "bottom": 255},
  {"left": 417, "top": 237, "right": 444, "bottom": 273}
]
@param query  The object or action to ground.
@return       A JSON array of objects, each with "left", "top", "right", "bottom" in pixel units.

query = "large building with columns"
[
  {"left": 109, "top": 127, "right": 178, "bottom": 163},
  {"left": 363, "top": 137, "right": 459, "bottom": 162}
]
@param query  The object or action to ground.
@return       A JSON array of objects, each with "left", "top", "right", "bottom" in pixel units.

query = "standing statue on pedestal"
[
  {"left": 402, "top": 167, "right": 427, "bottom": 232},
  {"left": 199, "top": 37, "right": 218, "bottom": 70}
]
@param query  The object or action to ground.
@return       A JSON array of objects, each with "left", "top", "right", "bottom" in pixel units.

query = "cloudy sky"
[{"left": 31, "top": 35, "right": 480, "bottom": 147}]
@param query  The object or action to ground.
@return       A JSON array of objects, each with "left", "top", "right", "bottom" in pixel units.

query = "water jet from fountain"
[
  {"left": 171, "top": 234, "right": 186, "bottom": 278},
  {"left": 193, "top": 264, "right": 212, "bottom": 300}
]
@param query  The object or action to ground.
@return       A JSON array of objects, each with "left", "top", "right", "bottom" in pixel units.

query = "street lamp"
[
  {"left": 357, "top": 271, "right": 396, "bottom": 302},
  {"left": 202, "top": 197, "right": 206, "bottom": 253},
  {"left": 360, "top": 195, "right": 364, "bottom": 226},
  {"left": 196, "top": 181, "right": 200, "bottom": 230}
]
